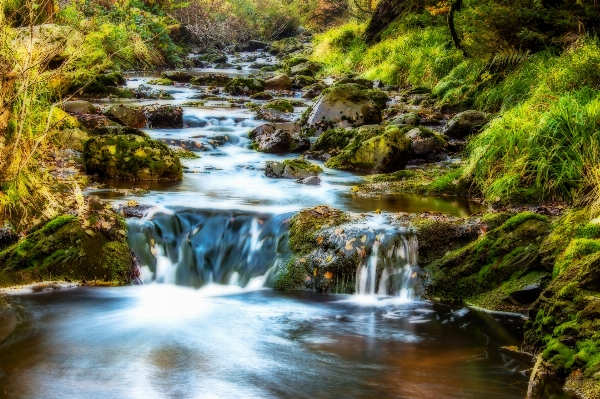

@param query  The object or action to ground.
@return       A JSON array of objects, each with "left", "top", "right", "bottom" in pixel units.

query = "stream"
[{"left": 0, "top": 52, "right": 573, "bottom": 398}]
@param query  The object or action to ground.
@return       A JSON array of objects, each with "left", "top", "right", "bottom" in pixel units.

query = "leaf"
[
  {"left": 411, "top": 272, "right": 418, "bottom": 278},
  {"left": 151, "top": 247, "right": 157, "bottom": 256},
  {"left": 316, "top": 236, "right": 324, "bottom": 245},
  {"left": 85, "top": 229, "right": 95, "bottom": 237},
  {"left": 324, "top": 271, "right": 333, "bottom": 279},
  {"left": 313, "top": 268, "right": 317, "bottom": 276},
  {"left": 334, "top": 228, "right": 344, "bottom": 236},
  {"left": 101, "top": 221, "right": 111, "bottom": 230},
  {"left": 117, "top": 230, "right": 126, "bottom": 236},
  {"left": 299, "top": 258, "right": 306, "bottom": 263},
  {"left": 375, "top": 209, "right": 381, "bottom": 214},
  {"left": 83, "top": 220, "right": 90, "bottom": 227},
  {"left": 361, "top": 235, "right": 367, "bottom": 243},
  {"left": 127, "top": 200, "right": 138, "bottom": 207},
  {"left": 326, "top": 255, "right": 333, "bottom": 263}
]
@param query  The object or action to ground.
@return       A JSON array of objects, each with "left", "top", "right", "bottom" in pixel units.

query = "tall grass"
[{"left": 463, "top": 87, "right": 600, "bottom": 204}]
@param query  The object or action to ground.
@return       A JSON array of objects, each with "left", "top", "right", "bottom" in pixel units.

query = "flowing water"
[{"left": 0, "top": 52, "right": 573, "bottom": 398}]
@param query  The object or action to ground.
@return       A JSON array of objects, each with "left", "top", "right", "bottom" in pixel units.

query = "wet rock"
[
  {"left": 325, "top": 125, "right": 410, "bottom": 172},
  {"left": 443, "top": 110, "right": 489, "bottom": 138},
  {"left": 265, "top": 159, "right": 322, "bottom": 179},
  {"left": 0, "top": 227, "right": 17, "bottom": 251},
  {"left": 297, "top": 176, "right": 321, "bottom": 185},
  {"left": 256, "top": 100, "right": 295, "bottom": 123},
  {"left": 189, "top": 74, "right": 232, "bottom": 86},
  {"left": 265, "top": 74, "right": 292, "bottom": 91},
  {"left": 224, "top": 78, "right": 266, "bottom": 96},
  {"left": 364, "top": 89, "right": 390, "bottom": 110},
  {"left": 243, "top": 40, "right": 268, "bottom": 51},
  {"left": 161, "top": 71, "right": 193, "bottom": 83},
  {"left": 252, "top": 127, "right": 309, "bottom": 154},
  {"left": 120, "top": 204, "right": 153, "bottom": 218},
  {"left": 147, "top": 78, "right": 174, "bottom": 86},
  {"left": 301, "top": 84, "right": 382, "bottom": 136},
  {"left": 132, "top": 85, "right": 174, "bottom": 100},
  {"left": 83, "top": 134, "right": 183, "bottom": 180},
  {"left": 102, "top": 105, "right": 147, "bottom": 129},
  {"left": 290, "top": 61, "right": 321, "bottom": 77},
  {"left": 62, "top": 100, "right": 97, "bottom": 115},
  {"left": 144, "top": 105, "right": 184, "bottom": 129},
  {"left": 56, "top": 128, "right": 90, "bottom": 152},
  {"left": 292, "top": 75, "right": 316, "bottom": 88}
]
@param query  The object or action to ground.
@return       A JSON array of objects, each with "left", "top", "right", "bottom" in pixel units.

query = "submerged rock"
[
  {"left": 443, "top": 110, "right": 489, "bottom": 138},
  {"left": 301, "top": 84, "right": 382, "bottom": 135},
  {"left": 83, "top": 134, "right": 183, "bottom": 180}
]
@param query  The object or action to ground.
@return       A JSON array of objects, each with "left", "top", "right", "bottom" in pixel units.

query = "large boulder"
[
  {"left": 189, "top": 74, "right": 232, "bottom": 86},
  {"left": 102, "top": 105, "right": 147, "bottom": 129},
  {"left": 144, "top": 105, "right": 184, "bottom": 129},
  {"left": 224, "top": 78, "right": 266, "bottom": 96},
  {"left": 83, "top": 134, "right": 183, "bottom": 180},
  {"left": 265, "top": 159, "right": 322, "bottom": 179},
  {"left": 301, "top": 84, "right": 382, "bottom": 135},
  {"left": 443, "top": 110, "right": 489, "bottom": 138},
  {"left": 325, "top": 125, "right": 410, "bottom": 172},
  {"left": 62, "top": 100, "right": 97, "bottom": 114},
  {"left": 265, "top": 74, "right": 292, "bottom": 91},
  {"left": 251, "top": 125, "right": 309, "bottom": 154},
  {"left": 161, "top": 71, "right": 193, "bottom": 83}
]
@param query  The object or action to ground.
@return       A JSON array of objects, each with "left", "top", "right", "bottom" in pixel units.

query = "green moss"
[
  {"left": 289, "top": 207, "right": 348, "bottom": 255},
  {"left": 148, "top": 78, "right": 174, "bottom": 85},
  {"left": 313, "top": 127, "right": 357, "bottom": 152},
  {"left": 264, "top": 100, "right": 294, "bottom": 113},
  {"left": 282, "top": 159, "right": 323, "bottom": 175},
  {"left": 364, "top": 89, "right": 389, "bottom": 110},
  {"left": 42, "top": 215, "right": 78, "bottom": 235},
  {"left": 273, "top": 256, "right": 308, "bottom": 291},
  {"left": 502, "top": 212, "right": 549, "bottom": 232},
  {"left": 554, "top": 238, "right": 600, "bottom": 277},
  {"left": 223, "top": 78, "right": 266, "bottom": 95}
]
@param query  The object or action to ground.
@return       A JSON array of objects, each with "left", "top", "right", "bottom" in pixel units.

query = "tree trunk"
[
  {"left": 44, "top": 0, "right": 54, "bottom": 23},
  {"left": 363, "top": 0, "right": 424, "bottom": 44},
  {"left": 448, "top": 0, "right": 468, "bottom": 57}
]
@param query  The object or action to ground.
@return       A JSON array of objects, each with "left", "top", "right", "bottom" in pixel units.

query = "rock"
[
  {"left": 147, "top": 78, "right": 174, "bottom": 86},
  {"left": 301, "top": 84, "right": 382, "bottom": 135},
  {"left": 83, "top": 134, "right": 183, "bottom": 180},
  {"left": 252, "top": 128, "right": 309, "bottom": 154},
  {"left": 244, "top": 40, "right": 268, "bottom": 51},
  {"left": 0, "top": 227, "right": 17, "bottom": 251},
  {"left": 365, "top": 89, "right": 389, "bottom": 110},
  {"left": 132, "top": 85, "right": 174, "bottom": 100},
  {"left": 405, "top": 127, "right": 446, "bottom": 157},
  {"left": 265, "top": 159, "right": 322, "bottom": 179},
  {"left": 508, "top": 283, "right": 543, "bottom": 304},
  {"left": 250, "top": 92, "right": 274, "bottom": 101},
  {"left": 389, "top": 112, "right": 421, "bottom": 127},
  {"left": 301, "top": 83, "right": 325, "bottom": 99},
  {"left": 293, "top": 75, "right": 316, "bottom": 88},
  {"left": 0, "top": 198, "right": 135, "bottom": 287},
  {"left": 224, "top": 78, "right": 266, "bottom": 96},
  {"left": 297, "top": 176, "right": 321, "bottom": 185},
  {"left": 120, "top": 204, "right": 153, "bottom": 218},
  {"left": 325, "top": 125, "right": 411, "bottom": 172},
  {"left": 56, "top": 128, "right": 89, "bottom": 152},
  {"left": 74, "top": 114, "right": 120, "bottom": 132},
  {"left": 62, "top": 100, "right": 97, "bottom": 114},
  {"left": 265, "top": 74, "right": 292, "bottom": 91},
  {"left": 290, "top": 61, "right": 321, "bottom": 77},
  {"left": 313, "top": 127, "right": 357, "bottom": 152},
  {"left": 190, "top": 73, "right": 232, "bottom": 86},
  {"left": 443, "top": 110, "right": 489, "bottom": 138},
  {"left": 89, "top": 125, "right": 148, "bottom": 137},
  {"left": 102, "top": 105, "right": 147, "bottom": 129},
  {"left": 144, "top": 105, "right": 184, "bottom": 129},
  {"left": 161, "top": 71, "right": 194, "bottom": 83}
]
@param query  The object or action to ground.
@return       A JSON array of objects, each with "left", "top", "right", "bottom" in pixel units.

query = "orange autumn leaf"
[{"left": 324, "top": 271, "right": 333, "bottom": 279}]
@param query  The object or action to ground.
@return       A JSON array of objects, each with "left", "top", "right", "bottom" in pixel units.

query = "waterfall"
[
  {"left": 356, "top": 233, "right": 419, "bottom": 299},
  {"left": 127, "top": 208, "right": 292, "bottom": 288}
]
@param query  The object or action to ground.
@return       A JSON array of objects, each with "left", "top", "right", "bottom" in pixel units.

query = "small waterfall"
[
  {"left": 127, "top": 208, "right": 292, "bottom": 288},
  {"left": 356, "top": 233, "right": 419, "bottom": 299}
]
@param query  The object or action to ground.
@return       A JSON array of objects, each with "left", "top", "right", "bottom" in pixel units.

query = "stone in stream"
[
  {"left": 292, "top": 75, "right": 316, "bottom": 89},
  {"left": 223, "top": 78, "right": 266, "bottom": 96},
  {"left": 144, "top": 105, "right": 184, "bottom": 129},
  {"left": 296, "top": 176, "right": 321, "bottom": 185},
  {"left": 250, "top": 92, "right": 274, "bottom": 101},
  {"left": 300, "top": 84, "right": 382, "bottom": 136},
  {"left": 189, "top": 74, "right": 232, "bottom": 86},
  {"left": 265, "top": 159, "right": 322, "bottom": 179},
  {"left": 301, "top": 83, "right": 325, "bottom": 99},
  {"left": 250, "top": 124, "right": 309, "bottom": 154},
  {"left": 83, "top": 134, "right": 183, "bottom": 180},
  {"left": 443, "top": 110, "right": 489, "bottom": 138},
  {"left": 325, "top": 125, "right": 411, "bottom": 172},
  {"left": 389, "top": 112, "right": 421, "bottom": 127},
  {"left": 256, "top": 100, "right": 295, "bottom": 123},
  {"left": 290, "top": 61, "right": 321, "bottom": 77},
  {"left": 102, "top": 105, "right": 147, "bottom": 129},
  {"left": 265, "top": 74, "right": 292, "bottom": 91},
  {"left": 62, "top": 100, "right": 97, "bottom": 115},
  {"left": 161, "top": 71, "right": 194, "bottom": 83}
]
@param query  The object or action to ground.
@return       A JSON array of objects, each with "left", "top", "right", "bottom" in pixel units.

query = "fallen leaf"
[
  {"left": 313, "top": 268, "right": 317, "bottom": 276},
  {"left": 127, "top": 200, "right": 138, "bottom": 207},
  {"left": 316, "top": 236, "right": 324, "bottom": 245},
  {"left": 324, "top": 271, "right": 333, "bottom": 279},
  {"left": 411, "top": 272, "right": 418, "bottom": 278},
  {"left": 151, "top": 247, "right": 157, "bottom": 256},
  {"left": 326, "top": 255, "right": 333, "bottom": 263},
  {"left": 361, "top": 235, "right": 367, "bottom": 243},
  {"left": 85, "top": 229, "right": 95, "bottom": 237},
  {"left": 299, "top": 258, "right": 306, "bottom": 263}
]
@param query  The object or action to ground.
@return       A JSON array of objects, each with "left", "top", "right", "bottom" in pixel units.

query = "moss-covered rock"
[
  {"left": 313, "top": 127, "right": 357, "bottom": 152},
  {"left": 250, "top": 125, "right": 309, "bottom": 154},
  {"left": 0, "top": 199, "right": 134, "bottom": 287},
  {"left": 224, "top": 78, "right": 266, "bottom": 96},
  {"left": 102, "top": 105, "right": 147, "bottom": 129},
  {"left": 265, "top": 159, "right": 323, "bottom": 179},
  {"left": 423, "top": 212, "right": 552, "bottom": 311},
  {"left": 365, "top": 89, "right": 389, "bottom": 110},
  {"left": 265, "top": 100, "right": 294, "bottom": 113},
  {"left": 301, "top": 84, "right": 382, "bottom": 136},
  {"left": 143, "top": 105, "right": 183, "bottom": 129},
  {"left": 161, "top": 71, "right": 193, "bottom": 83},
  {"left": 405, "top": 126, "right": 447, "bottom": 157},
  {"left": 189, "top": 74, "right": 232, "bottom": 86},
  {"left": 148, "top": 78, "right": 174, "bottom": 85},
  {"left": 250, "top": 92, "right": 274, "bottom": 101},
  {"left": 83, "top": 134, "right": 183, "bottom": 180},
  {"left": 264, "top": 74, "right": 292, "bottom": 91},
  {"left": 325, "top": 125, "right": 411, "bottom": 172}
]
